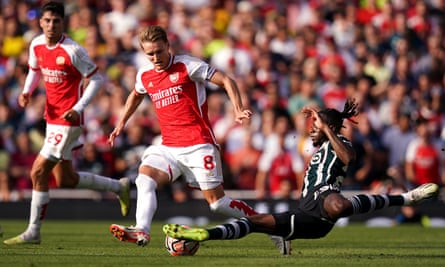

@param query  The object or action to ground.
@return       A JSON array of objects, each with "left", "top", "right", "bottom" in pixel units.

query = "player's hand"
[
  {"left": 301, "top": 106, "right": 318, "bottom": 118},
  {"left": 61, "top": 109, "right": 80, "bottom": 123},
  {"left": 108, "top": 125, "right": 123, "bottom": 147},
  {"left": 234, "top": 109, "right": 252, "bottom": 124},
  {"left": 301, "top": 106, "right": 325, "bottom": 130},
  {"left": 18, "top": 93, "right": 30, "bottom": 108}
]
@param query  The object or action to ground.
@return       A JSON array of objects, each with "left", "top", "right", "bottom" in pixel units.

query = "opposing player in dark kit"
[{"left": 164, "top": 98, "right": 439, "bottom": 250}]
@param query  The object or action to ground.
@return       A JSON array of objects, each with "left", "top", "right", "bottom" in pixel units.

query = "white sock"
[
  {"left": 27, "top": 190, "right": 50, "bottom": 235},
  {"left": 135, "top": 174, "right": 158, "bottom": 233},
  {"left": 76, "top": 172, "right": 121, "bottom": 193},
  {"left": 210, "top": 195, "right": 257, "bottom": 218}
]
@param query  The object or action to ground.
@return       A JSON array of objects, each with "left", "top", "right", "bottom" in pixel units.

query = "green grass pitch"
[{"left": 1, "top": 220, "right": 444, "bottom": 267}]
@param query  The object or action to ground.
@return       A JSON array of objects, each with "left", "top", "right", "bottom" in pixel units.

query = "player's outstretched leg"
[
  {"left": 117, "top": 177, "right": 131, "bottom": 217},
  {"left": 404, "top": 183, "right": 439, "bottom": 205},
  {"left": 109, "top": 224, "right": 150, "bottom": 247},
  {"left": 163, "top": 224, "right": 209, "bottom": 242}
]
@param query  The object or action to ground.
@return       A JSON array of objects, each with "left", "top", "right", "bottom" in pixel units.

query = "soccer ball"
[{"left": 165, "top": 235, "right": 200, "bottom": 256}]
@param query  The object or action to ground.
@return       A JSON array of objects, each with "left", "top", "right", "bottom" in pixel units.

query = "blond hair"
[{"left": 138, "top": 25, "right": 168, "bottom": 45}]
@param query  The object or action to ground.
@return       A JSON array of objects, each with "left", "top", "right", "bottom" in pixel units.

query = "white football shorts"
[
  {"left": 40, "top": 124, "right": 82, "bottom": 161},
  {"left": 140, "top": 143, "right": 223, "bottom": 190}
]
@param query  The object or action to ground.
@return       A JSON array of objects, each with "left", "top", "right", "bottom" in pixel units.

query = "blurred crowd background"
[{"left": 1, "top": 0, "right": 445, "bottom": 205}]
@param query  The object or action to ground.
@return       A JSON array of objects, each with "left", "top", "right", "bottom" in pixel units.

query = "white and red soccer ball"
[{"left": 165, "top": 234, "right": 200, "bottom": 256}]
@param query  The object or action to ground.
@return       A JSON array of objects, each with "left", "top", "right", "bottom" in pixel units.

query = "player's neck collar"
[{"left": 47, "top": 35, "right": 65, "bottom": 48}]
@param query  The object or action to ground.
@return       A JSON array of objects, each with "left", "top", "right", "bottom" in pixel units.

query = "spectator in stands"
[
  {"left": 0, "top": 101, "right": 15, "bottom": 152},
  {"left": 318, "top": 60, "right": 347, "bottom": 111},
  {"left": 300, "top": 57, "right": 323, "bottom": 90},
  {"left": 112, "top": 122, "right": 148, "bottom": 180},
  {"left": 398, "top": 116, "right": 444, "bottom": 224},
  {"left": 8, "top": 131, "right": 36, "bottom": 200},
  {"left": 99, "top": 0, "right": 138, "bottom": 41},
  {"left": 1, "top": 16, "right": 25, "bottom": 58},
  {"left": 389, "top": 55, "right": 417, "bottom": 94},
  {"left": 0, "top": 137, "right": 10, "bottom": 201},
  {"left": 406, "top": 0, "right": 432, "bottom": 41},
  {"left": 381, "top": 110, "right": 416, "bottom": 188},
  {"left": 229, "top": 127, "right": 262, "bottom": 190},
  {"left": 256, "top": 132, "right": 304, "bottom": 200},
  {"left": 255, "top": 109, "right": 302, "bottom": 199},
  {"left": 363, "top": 49, "right": 391, "bottom": 85},
  {"left": 405, "top": 116, "right": 444, "bottom": 189},
  {"left": 287, "top": 77, "right": 323, "bottom": 116},
  {"left": 127, "top": 0, "right": 157, "bottom": 26},
  {"left": 412, "top": 34, "right": 444, "bottom": 78},
  {"left": 210, "top": 34, "right": 253, "bottom": 78},
  {"left": 343, "top": 115, "right": 388, "bottom": 190},
  {"left": 330, "top": 8, "right": 356, "bottom": 51},
  {"left": 75, "top": 142, "right": 109, "bottom": 177}
]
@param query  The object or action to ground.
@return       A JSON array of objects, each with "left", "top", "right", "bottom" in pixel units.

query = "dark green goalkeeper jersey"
[{"left": 301, "top": 135, "right": 352, "bottom": 199}]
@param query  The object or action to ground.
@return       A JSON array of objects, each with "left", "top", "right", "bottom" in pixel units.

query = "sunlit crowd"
[{"left": 1, "top": 0, "right": 444, "bottom": 203}]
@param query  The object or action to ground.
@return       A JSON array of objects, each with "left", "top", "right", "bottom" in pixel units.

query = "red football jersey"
[
  {"left": 28, "top": 34, "right": 98, "bottom": 126},
  {"left": 135, "top": 55, "right": 217, "bottom": 147},
  {"left": 269, "top": 152, "right": 297, "bottom": 194},
  {"left": 406, "top": 139, "right": 440, "bottom": 185}
]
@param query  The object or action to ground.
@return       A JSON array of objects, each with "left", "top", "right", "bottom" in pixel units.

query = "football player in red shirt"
[
  {"left": 4, "top": 1, "right": 130, "bottom": 245},
  {"left": 108, "top": 25, "right": 259, "bottom": 248}
]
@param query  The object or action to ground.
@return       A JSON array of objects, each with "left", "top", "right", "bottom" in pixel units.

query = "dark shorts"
[{"left": 271, "top": 186, "right": 339, "bottom": 240}]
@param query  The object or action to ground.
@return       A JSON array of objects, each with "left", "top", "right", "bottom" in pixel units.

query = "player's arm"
[
  {"left": 72, "top": 72, "right": 103, "bottom": 113},
  {"left": 323, "top": 125, "right": 356, "bottom": 165},
  {"left": 62, "top": 72, "right": 103, "bottom": 122},
  {"left": 19, "top": 68, "right": 41, "bottom": 108},
  {"left": 62, "top": 42, "right": 103, "bottom": 122},
  {"left": 304, "top": 106, "right": 355, "bottom": 165},
  {"left": 108, "top": 90, "right": 145, "bottom": 147},
  {"left": 209, "top": 71, "right": 252, "bottom": 124}
]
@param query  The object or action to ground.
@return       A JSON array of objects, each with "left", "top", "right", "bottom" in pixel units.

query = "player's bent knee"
[
  {"left": 135, "top": 174, "right": 158, "bottom": 192},
  {"left": 58, "top": 175, "right": 79, "bottom": 188},
  {"left": 324, "top": 194, "right": 348, "bottom": 219}
]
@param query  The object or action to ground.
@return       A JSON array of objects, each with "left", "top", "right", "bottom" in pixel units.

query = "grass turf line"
[{"left": 0, "top": 220, "right": 444, "bottom": 267}]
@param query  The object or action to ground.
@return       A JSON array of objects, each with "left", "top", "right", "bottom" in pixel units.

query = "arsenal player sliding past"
[
  {"left": 108, "top": 25, "right": 262, "bottom": 248},
  {"left": 3, "top": 1, "right": 130, "bottom": 245}
]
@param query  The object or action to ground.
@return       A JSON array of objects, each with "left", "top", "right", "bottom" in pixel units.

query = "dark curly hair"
[{"left": 318, "top": 98, "right": 359, "bottom": 133}]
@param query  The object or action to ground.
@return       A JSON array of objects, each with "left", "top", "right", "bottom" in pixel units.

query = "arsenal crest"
[
  {"left": 56, "top": 56, "right": 65, "bottom": 65},
  {"left": 169, "top": 72, "right": 179, "bottom": 83}
]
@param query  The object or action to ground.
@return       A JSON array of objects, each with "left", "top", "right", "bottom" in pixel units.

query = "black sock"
[
  {"left": 349, "top": 194, "right": 405, "bottom": 214},
  {"left": 208, "top": 217, "right": 253, "bottom": 240}
]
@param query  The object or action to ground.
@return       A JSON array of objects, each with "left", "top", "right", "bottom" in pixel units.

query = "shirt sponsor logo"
[
  {"left": 41, "top": 67, "right": 67, "bottom": 84},
  {"left": 149, "top": 85, "right": 182, "bottom": 108},
  {"left": 311, "top": 152, "right": 322, "bottom": 165}
]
